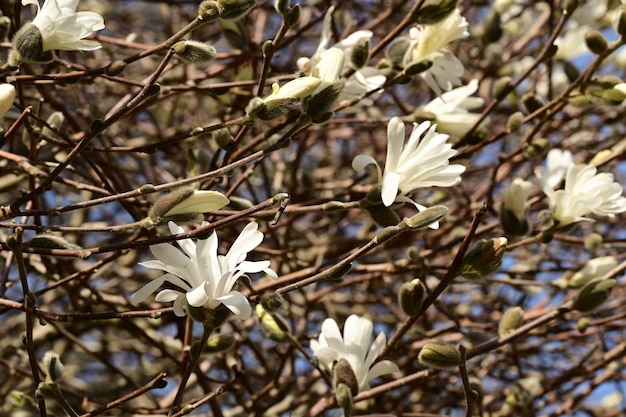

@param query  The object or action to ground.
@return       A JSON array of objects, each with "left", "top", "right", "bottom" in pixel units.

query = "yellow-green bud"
[
  {"left": 418, "top": 342, "right": 461, "bottom": 370},
  {"left": 173, "top": 40, "right": 217, "bottom": 63},
  {"left": 523, "top": 138, "right": 549, "bottom": 159},
  {"left": 198, "top": 1, "right": 220, "bottom": 20},
  {"left": 583, "top": 233, "right": 603, "bottom": 251},
  {"left": 35, "top": 382, "right": 57, "bottom": 400},
  {"left": 584, "top": 30, "right": 609, "bottom": 55},
  {"left": 498, "top": 306, "right": 524, "bottom": 336},
  {"left": 506, "top": 111, "right": 524, "bottom": 133},
  {"left": 572, "top": 279, "right": 616, "bottom": 313},
  {"left": 494, "top": 76, "right": 513, "bottom": 100},
  {"left": 333, "top": 358, "right": 359, "bottom": 396},
  {"left": 405, "top": 59, "right": 433, "bottom": 76},
  {"left": 262, "top": 40, "right": 274, "bottom": 58},
  {"left": 576, "top": 317, "right": 589, "bottom": 334},
  {"left": 398, "top": 279, "right": 426, "bottom": 317},
  {"left": 255, "top": 304, "right": 291, "bottom": 342},
  {"left": 350, "top": 38, "right": 370, "bottom": 69},
  {"left": 568, "top": 256, "right": 617, "bottom": 288},
  {"left": 522, "top": 93, "right": 544, "bottom": 115},
  {"left": 42, "top": 351, "right": 64, "bottom": 383},
  {"left": 404, "top": 205, "right": 448, "bottom": 230},
  {"left": 414, "top": 0, "right": 459, "bottom": 25},
  {"left": 218, "top": 0, "right": 257, "bottom": 20},
  {"left": 274, "top": 0, "right": 290, "bottom": 14},
  {"left": 306, "top": 81, "right": 344, "bottom": 124},
  {"left": 461, "top": 237, "right": 508, "bottom": 279},
  {"left": 205, "top": 333, "right": 235, "bottom": 353},
  {"left": 334, "top": 383, "right": 354, "bottom": 417}
]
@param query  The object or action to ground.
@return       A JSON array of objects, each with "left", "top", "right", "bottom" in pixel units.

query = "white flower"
[
  {"left": 502, "top": 178, "right": 532, "bottom": 221},
  {"left": 535, "top": 148, "right": 573, "bottom": 193},
  {"left": 0, "top": 84, "right": 16, "bottom": 119},
  {"left": 352, "top": 117, "right": 465, "bottom": 228},
  {"left": 421, "top": 79, "right": 484, "bottom": 138},
  {"left": 263, "top": 77, "right": 321, "bottom": 105},
  {"left": 310, "top": 314, "right": 399, "bottom": 393},
  {"left": 564, "top": 256, "right": 617, "bottom": 288},
  {"left": 545, "top": 163, "right": 626, "bottom": 226},
  {"left": 131, "top": 221, "right": 277, "bottom": 319},
  {"left": 404, "top": 8, "right": 469, "bottom": 93},
  {"left": 22, "top": 0, "right": 105, "bottom": 52},
  {"left": 311, "top": 47, "right": 344, "bottom": 94}
]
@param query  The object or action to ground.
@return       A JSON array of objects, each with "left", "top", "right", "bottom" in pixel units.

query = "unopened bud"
[
  {"left": 105, "top": 60, "right": 127, "bottom": 76},
  {"left": 572, "top": 279, "right": 616, "bottom": 313},
  {"left": 405, "top": 59, "right": 433, "bottom": 76},
  {"left": 498, "top": 306, "right": 524, "bottom": 336},
  {"left": 385, "top": 37, "right": 410, "bottom": 69},
  {"left": 42, "top": 351, "right": 64, "bottom": 383},
  {"left": 213, "top": 128, "right": 234, "bottom": 148},
  {"left": 27, "top": 235, "right": 83, "bottom": 252},
  {"left": 274, "top": 0, "right": 290, "bottom": 14},
  {"left": 335, "top": 383, "right": 354, "bottom": 417},
  {"left": 199, "top": 1, "right": 220, "bottom": 20},
  {"left": 461, "top": 237, "right": 507, "bottom": 279},
  {"left": 0, "top": 16, "right": 10, "bottom": 41},
  {"left": 35, "top": 382, "right": 56, "bottom": 400},
  {"left": 205, "top": 333, "right": 235, "bottom": 353},
  {"left": 333, "top": 358, "right": 359, "bottom": 396},
  {"left": 414, "top": 0, "right": 459, "bottom": 25},
  {"left": 583, "top": 233, "right": 603, "bottom": 251},
  {"left": 506, "top": 111, "right": 524, "bottom": 133},
  {"left": 576, "top": 317, "right": 589, "bottom": 333},
  {"left": 350, "top": 38, "right": 370, "bottom": 69},
  {"left": 398, "top": 279, "right": 426, "bottom": 317},
  {"left": 522, "top": 93, "right": 544, "bottom": 115},
  {"left": 404, "top": 205, "right": 448, "bottom": 230},
  {"left": 418, "top": 342, "right": 460, "bottom": 370},
  {"left": 256, "top": 304, "right": 292, "bottom": 342},
  {"left": 482, "top": 10, "right": 502, "bottom": 44},
  {"left": 260, "top": 292, "right": 283, "bottom": 313},
  {"left": 584, "top": 30, "right": 609, "bottom": 55},
  {"left": 563, "top": 0, "right": 579, "bottom": 15},
  {"left": 11, "top": 22, "right": 44, "bottom": 65},
  {"left": 218, "top": 0, "right": 257, "bottom": 20},
  {"left": 569, "top": 256, "right": 616, "bottom": 288},
  {"left": 173, "top": 40, "right": 217, "bottom": 63},
  {"left": 523, "top": 138, "right": 549, "bottom": 159},
  {"left": 615, "top": 7, "right": 626, "bottom": 38},
  {"left": 494, "top": 77, "right": 513, "bottom": 100},
  {"left": 284, "top": 4, "right": 301, "bottom": 27},
  {"left": 306, "top": 81, "right": 344, "bottom": 124}
]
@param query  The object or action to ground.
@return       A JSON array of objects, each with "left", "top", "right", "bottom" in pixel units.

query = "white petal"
[
  {"left": 154, "top": 289, "right": 181, "bottom": 302},
  {"left": 385, "top": 117, "right": 405, "bottom": 173},
  {"left": 366, "top": 360, "right": 399, "bottom": 382},
  {"left": 217, "top": 291, "right": 252, "bottom": 320},
  {"left": 186, "top": 284, "right": 210, "bottom": 307},
  {"left": 381, "top": 171, "right": 401, "bottom": 206}
]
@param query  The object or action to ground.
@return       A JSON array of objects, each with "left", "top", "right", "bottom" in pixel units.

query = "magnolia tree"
[{"left": 1, "top": 0, "right": 626, "bottom": 416}]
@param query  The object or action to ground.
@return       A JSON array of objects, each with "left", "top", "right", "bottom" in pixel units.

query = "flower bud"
[
  {"left": 572, "top": 279, "right": 616, "bottom": 313},
  {"left": 583, "top": 233, "right": 603, "bottom": 251},
  {"left": 105, "top": 60, "right": 127, "bottom": 76},
  {"left": 247, "top": 77, "right": 320, "bottom": 120},
  {"left": 198, "top": 1, "right": 220, "bottom": 20},
  {"left": 418, "top": 342, "right": 460, "bottom": 370},
  {"left": 27, "top": 234, "right": 84, "bottom": 252},
  {"left": 404, "top": 59, "right": 433, "bottom": 76},
  {"left": 213, "top": 128, "right": 234, "bottom": 148},
  {"left": 11, "top": 22, "right": 44, "bottom": 65},
  {"left": 501, "top": 178, "right": 532, "bottom": 236},
  {"left": 335, "top": 383, "right": 354, "bottom": 417},
  {"left": 614, "top": 6, "right": 626, "bottom": 38},
  {"left": 563, "top": 0, "right": 579, "bottom": 15},
  {"left": 506, "top": 111, "right": 524, "bottom": 133},
  {"left": 404, "top": 206, "right": 448, "bottom": 230},
  {"left": 461, "top": 237, "right": 507, "bottom": 279},
  {"left": 568, "top": 256, "right": 617, "bottom": 288},
  {"left": 494, "top": 76, "right": 513, "bottom": 100},
  {"left": 385, "top": 37, "right": 411, "bottom": 70},
  {"left": 149, "top": 188, "right": 229, "bottom": 220},
  {"left": 35, "top": 382, "right": 57, "bottom": 400},
  {"left": 274, "top": 0, "right": 290, "bottom": 14},
  {"left": 205, "top": 333, "right": 235, "bottom": 353},
  {"left": 333, "top": 358, "right": 359, "bottom": 396},
  {"left": 584, "top": 30, "right": 609, "bottom": 55},
  {"left": 260, "top": 292, "right": 283, "bottom": 313},
  {"left": 284, "top": 4, "right": 301, "bottom": 27},
  {"left": 498, "top": 306, "right": 524, "bottom": 336},
  {"left": 522, "top": 93, "right": 544, "bottom": 115},
  {"left": 576, "top": 317, "right": 589, "bottom": 333},
  {"left": 217, "top": 0, "right": 257, "bottom": 20},
  {"left": 481, "top": 10, "right": 502, "bottom": 44},
  {"left": 523, "top": 138, "right": 549, "bottom": 159},
  {"left": 414, "top": 0, "right": 459, "bottom": 25},
  {"left": 173, "top": 40, "right": 217, "bottom": 63},
  {"left": 398, "top": 279, "right": 426, "bottom": 317},
  {"left": 42, "top": 351, "right": 64, "bottom": 383},
  {"left": 255, "top": 304, "right": 292, "bottom": 342},
  {"left": 350, "top": 38, "right": 370, "bottom": 69},
  {"left": 306, "top": 81, "right": 344, "bottom": 124},
  {"left": 0, "top": 16, "right": 11, "bottom": 41}
]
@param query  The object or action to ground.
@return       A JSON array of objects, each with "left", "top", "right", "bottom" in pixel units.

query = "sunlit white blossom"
[
  {"left": 352, "top": 117, "right": 465, "bottom": 228},
  {"left": 310, "top": 314, "right": 399, "bottom": 393},
  {"left": 22, "top": 0, "right": 105, "bottom": 52},
  {"left": 421, "top": 79, "right": 484, "bottom": 138},
  {"left": 544, "top": 163, "right": 626, "bottom": 227},
  {"left": 502, "top": 178, "right": 532, "bottom": 221},
  {"left": 535, "top": 148, "right": 573, "bottom": 193},
  {"left": 0, "top": 84, "right": 16, "bottom": 119},
  {"left": 131, "top": 221, "right": 277, "bottom": 319}
]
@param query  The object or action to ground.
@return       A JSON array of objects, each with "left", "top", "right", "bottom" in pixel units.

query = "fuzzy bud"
[
  {"left": 35, "top": 382, "right": 57, "bottom": 400},
  {"left": 42, "top": 351, "right": 64, "bottom": 383},
  {"left": 105, "top": 60, "right": 127, "bottom": 76},
  {"left": 404, "top": 59, "right": 433, "bottom": 76},
  {"left": 11, "top": 22, "right": 44, "bottom": 65},
  {"left": 404, "top": 205, "right": 448, "bottom": 230},
  {"left": 306, "top": 81, "right": 344, "bottom": 124},
  {"left": 498, "top": 306, "right": 524, "bottom": 336},
  {"left": 333, "top": 358, "right": 359, "bottom": 396},
  {"left": 385, "top": 37, "right": 411, "bottom": 70},
  {"left": 149, "top": 188, "right": 229, "bottom": 220},
  {"left": 576, "top": 317, "right": 589, "bottom": 333},
  {"left": 418, "top": 342, "right": 461, "bottom": 370},
  {"left": 260, "top": 292, "right": 284, "bottom": 313},
  {"left": 584, "top": 30, "right": 609, "bottom": 55},
  {"left": 27, "top": 235, "right": 84, "bottom": 253},
  {"left": 506, "top": 111, "right": 524, "bottom": 133},
  {"left": 615, "top": 6, "right": 626, "bottom": 38},
  {"left": 522, "top": 93, "right": 544, "bottom": 115},
  {"left": 568, "top": 256, "right": 617, "bottom": 288},
  {"left": 523, "top": 138, "right": 549, "bottom": 159},
  {"left": 205, "top": 333, "right": 235, "bottom": 353},
  {"left": 255, "top": 304, "right": 292, "bottom": 342},
  {"left": 213, "top": 128, "right": 234, "bottom": 148},
  {"left": 398, "top": 279, "right": 426, "bottom": 317},
  {"left": 494, "top": 77, "right": 513, "bottom": 101},
  {"left": 572, "top": 279, "right": 616, "bottom": 313},
  {"left": 414, "top": 0, "right": 459, "bottom": 25},
  {"left": 218, "top": 0, "right": 257, "bottom": 20},
  {"left": 350, "top": 38, "right": 370, "bottom": 69},
  {"left": 583, "top": 233, "right": 603, "bottom": 251},
  {"left": 173, "top": 40, "right": 217, "bottom": 63},
  {"left": 335, "top": 383, "right": 353, "bottom": 417},
  {"left": 461, "top": 237, "right": 508, "bottom": 279}
]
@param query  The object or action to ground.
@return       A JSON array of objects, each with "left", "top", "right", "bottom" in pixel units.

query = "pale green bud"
[
  {"left": 398, "top": 279, "right": 426, "bottom": 317},
  {"left": 333, "top": 358, "right": 359, "bottom": 396},
  {"left": 568, "top": 256, "right": 616, "bottom": 288},
  {"left": 583, "top": 233, "right": 603, "bottom": 251},
  {"left": 42, "top": 111, "right": 65, "bottom": 138},
  {"left": 255, "top": 304, "right": 291, "bottom": 342},
  {"left": 414, "top": 0, "right": 459, "bottom": 25},
  {"left": 418, "top": 342, "right": 461, "bottom": 370},
  {"left": 404, "top": 206, "right": 448, "bottom": 230},
  {"left": 584, "top": 30, "right": 608, "bottom": 55},
  {"left": 498, "top": 306, "right": 524, "bottom": 336},
  {"left": 461, "top": 237, "right": 508, "bottom": 279},
  {"left": 213, "top": 128, "right": 234, "bottom": 149},
  {"left": 576, "top": 317, "right": 589, "bottom": 333},
  {"left": 506, "top": 111, "right": 524, "bottom": 133},
  {"left": 198, "top": 1, "right": 220, "bottom": 20},
  {"left": 494, "top": 76, "right": 513, "bottom": 100},
  {"left": 218, "top": 0, "right": 257, "bottom": 20},
  {"left": 205, "top": 333, "right": 235, "bottom": 353},
  {"left": 27, "top": 234, "right": 85, "bottom": 254},
  {"left": 334, "top": 383, "right": 353, "bottom": 417},
  {"left": 42, "top": 351, "right": 64, "bottom": 383},
  {"left": 572, "top": 279, "right": 616, "bottom": 313},
  {"left": 523, "top": 138, "right": 549, "bottom": 159},
  {"left": 274, "top": 0, "right": 290, "bottom": 14},
  {"left": 173, "top": 40, "right": 217, "bottom": 63},
  {"left": 404, "top": 59, "right": 433, "bottom": 76},
  {"left": 522, "top": 93, "right": 544, "bottom": 115},
  {"left": 35, "top": 382, "right": 57, "bottom": 400},
  {"left": 385, "top": 37, "right": 410, "bottom": 70}
]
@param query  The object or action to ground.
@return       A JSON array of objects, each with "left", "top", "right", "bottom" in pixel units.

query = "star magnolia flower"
[
  {"left": 22, "top": 0, "right": 105, "bottom": 52},
  {"left": 0, "top": 84, "right": 16, "bottom": 119},
  {"left": 502, "top": 178, "right": 532, "bottom": 221},
  {"left": 131, "top": 221, "right": 277, "bottom": 319},
  {"left": 535, "top": 148, "right": 573, "bottom": 193},
  {"left": 352, "top": 117, "right": 465, "bottom": 228},
  {"left": 421, "top": 79, "right": 484, "bottom": 138},
  {"left": 545, "top": 163, "right": 626, "bottom": 226},
  {"left": 310, "top": 314, "right": 399, "bottom": 393}
]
